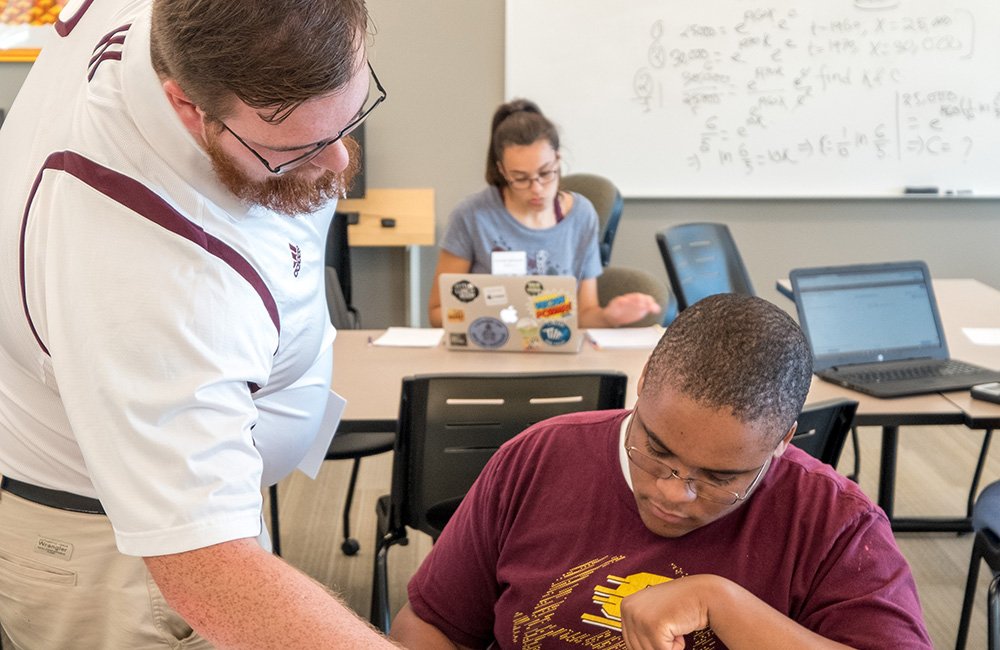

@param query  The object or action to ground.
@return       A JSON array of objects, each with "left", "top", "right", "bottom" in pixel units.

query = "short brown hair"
[
  {"left": 643, "top": 294, "right": 812, "bottom": 438},
  {"left": 484, "top": 98, "right": 560, "bottom": 189},
  {"left": 150, "top": 0, "right": 369, "bottom": 123}
]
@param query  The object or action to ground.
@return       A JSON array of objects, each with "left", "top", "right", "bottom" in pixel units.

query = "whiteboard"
[{"left": 505, "top": 0, "right": 1000, "bottom": 198}]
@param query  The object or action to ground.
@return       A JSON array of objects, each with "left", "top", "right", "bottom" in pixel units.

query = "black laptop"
[{"left": 789, "top": 261, "right": 1000, "bottom": 398}]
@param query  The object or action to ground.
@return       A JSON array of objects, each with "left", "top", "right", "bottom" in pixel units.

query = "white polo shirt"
[{"left": 0, "top": 0, "right": 338, "bottom": 556}]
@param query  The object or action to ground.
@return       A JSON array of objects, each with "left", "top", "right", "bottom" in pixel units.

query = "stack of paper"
[
  {"left": 371, "top": 327, "right": 445, "bottom": 348},
  {"left": 586, "top": 326, "right": 664, "bottom": 349}
]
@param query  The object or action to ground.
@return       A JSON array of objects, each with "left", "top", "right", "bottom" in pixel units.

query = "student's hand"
[
  {"left": 604, "top": 292, "right": 662, "bottom": 327},
  {"left": 620, "top": 575, "right": 718, "bottom": 650}
]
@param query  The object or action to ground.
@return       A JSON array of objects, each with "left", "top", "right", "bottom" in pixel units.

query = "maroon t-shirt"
[{"left": 407, "top": 409, "right": 931, "bottom": 649}]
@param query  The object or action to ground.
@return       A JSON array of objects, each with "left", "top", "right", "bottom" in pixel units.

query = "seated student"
[
  {"left": 427, "top": 98, "right": 660, "bottom": 329},
  {"left": 392, "top": 294, "right": 932, "bottom": 649}
]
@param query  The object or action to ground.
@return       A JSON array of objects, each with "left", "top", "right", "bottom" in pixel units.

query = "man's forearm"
[{"left": 145, "top": 538, "right": 397, "bottom": 649}]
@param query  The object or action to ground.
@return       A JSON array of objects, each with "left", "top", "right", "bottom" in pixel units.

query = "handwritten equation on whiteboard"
[{"left": 629, "top": 5, "right": 999, "bottom": 179}]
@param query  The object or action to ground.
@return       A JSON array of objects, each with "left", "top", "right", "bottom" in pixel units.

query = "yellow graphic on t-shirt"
[
  {"left": 580, "top": 572, "right": 673, "bottom": 631},
  {"left": 511, "top": 557, "right": 718, "bottom": 650},
  {"left": 512, "top": 555, "right": 626, "bottom": 649}
]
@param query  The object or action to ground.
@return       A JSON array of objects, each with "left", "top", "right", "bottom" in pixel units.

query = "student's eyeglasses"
[
  {"left": 502, "top": 165, "right": 560, "bottom": 190},
  {"left": 624, "top": 409, "right": 772, "bottom": 505},
  {"left": 219, "top": 61, "right": 386, "bottom": 176}
]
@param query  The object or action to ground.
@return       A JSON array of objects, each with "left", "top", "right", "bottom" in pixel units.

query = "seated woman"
[{"left": 427, "top": 99, "right": 660, "bottom": 328}]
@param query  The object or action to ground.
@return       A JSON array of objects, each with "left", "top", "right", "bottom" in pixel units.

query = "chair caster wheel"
[{"left": 341, "top": 538, "right": 360, "bottom": 556}]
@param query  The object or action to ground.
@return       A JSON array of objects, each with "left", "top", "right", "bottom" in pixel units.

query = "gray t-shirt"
[{"left": 440, "top": 187, "right": 603, "bottom": 281}]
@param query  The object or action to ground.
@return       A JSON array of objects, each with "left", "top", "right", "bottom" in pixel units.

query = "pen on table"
[{"left": 903, "top": 186, "right": 939, "bottom": 195}]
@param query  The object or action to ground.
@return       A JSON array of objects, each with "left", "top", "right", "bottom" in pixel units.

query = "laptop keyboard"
[{"left": 838, "top": 360, "right": 986, "bottom": 384}]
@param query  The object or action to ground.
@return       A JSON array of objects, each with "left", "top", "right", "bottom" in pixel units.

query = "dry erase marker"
[
  {"left": 943, "top": 189, "right": 974, "bottom": 196},
  {"left": 903, "top": 186, "right": 938, "bottom": 195}
]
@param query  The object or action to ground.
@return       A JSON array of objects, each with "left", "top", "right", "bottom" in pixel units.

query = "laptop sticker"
[
  {"left": 540, "top": 321, "right": 572, "bottom": 346},
  {"left": 446, "top": 308, "right": 465, "bottom": 323},
  {"left": 516, "top": 315, "right": 542, "bottom": 350},
  {"left": 449, "top": 332, "right": 469, "bottom": 347},
  {"left": 451, "top": 280, "right": 479, "bottom": 302},
  {"left": 524, "top": 279, "right": 544, "bottom": 296},
  {"left": 469, "top": 317, "right": 510, "bottom": 348},
  {"left": 533, "top": 292, "right": 573, "bottom": 319},
  {"left": 484, "top": 285, "right": 508, "bottom": 306}
]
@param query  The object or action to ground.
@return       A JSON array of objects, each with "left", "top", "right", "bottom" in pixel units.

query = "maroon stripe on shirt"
[
  {"left": 87, "top": 51, "right": 123, "bottom": 82},
  {"left": 89, "top": 34, "right": 126, "bottom": 67},
  {"left": 87, "top": 25, "right": 130, "bottom": 81},
  {"left": 55, "top": 0, "right": 97, "bottom": 37},
  {"left": 92, "top": 24, "right": 130, "bottom": 54},
  {"left": 19, "top": 152, "right": 281, "bottom": 364}
]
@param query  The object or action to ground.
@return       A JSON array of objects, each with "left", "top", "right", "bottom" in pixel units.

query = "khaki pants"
[{"left": 0, "top": 488, "right": 214, "bottom": 649}]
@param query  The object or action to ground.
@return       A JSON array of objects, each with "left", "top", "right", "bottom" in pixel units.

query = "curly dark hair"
[{"left": 643, "top": 294, "right": 813, "bottom": 440}]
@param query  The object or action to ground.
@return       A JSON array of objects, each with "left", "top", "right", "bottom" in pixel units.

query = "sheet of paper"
[
  {"left": 586, "top": 326, "right": 664, "bottom": 349},
  {"left": 963, "top": 327, "right": 1000, "bottom": 346},
  {"left": 372, "top": 327, "right": 445, "bottom": 348},
  {"left": 297, "top": 390, "right": 347, "bottom": 479}
]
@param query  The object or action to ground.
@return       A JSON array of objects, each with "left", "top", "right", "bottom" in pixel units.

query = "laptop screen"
[{"left": 791, "top": 262, "right": 947, "bottom": 370}]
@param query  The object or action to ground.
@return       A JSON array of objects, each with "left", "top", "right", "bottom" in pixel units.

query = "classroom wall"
[
  {"left": 3, "top": 2, "right": 998, "bottom": 327},
  {"left": 360, "top": 0, "right": 1000, "bottom": 325}
]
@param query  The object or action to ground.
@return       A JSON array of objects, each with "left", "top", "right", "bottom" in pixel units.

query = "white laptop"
[{"left": 439, "top": 273, "right": 583, "bottom": 353}]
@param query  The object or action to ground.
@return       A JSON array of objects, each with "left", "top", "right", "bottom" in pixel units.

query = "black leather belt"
[{"left": 1, "top": 476, "right": 105, "bottom": 515}]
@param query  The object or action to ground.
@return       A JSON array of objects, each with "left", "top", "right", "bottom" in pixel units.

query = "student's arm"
[
  {"left": 428, "top": 249, "right": 473, "bottom": 327},
  {"left": 390, "top": 603, "right": 475, "bottom": 649},
  {"left": 578, "top": 277, "right": 662, "bottom": 328},
  {"left": 144, "top": 538, "right": 396, "bottom": 649},
  {"left": 620, "top": 574, "right": 853, "bottom": 650}
]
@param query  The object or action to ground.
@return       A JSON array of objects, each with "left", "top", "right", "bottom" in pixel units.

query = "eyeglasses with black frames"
[
  {"left": 501, "top": 163, "right": 560, "bottom": 190},
  {"left": 624, "top": 409, "right": 772, "bottom": 505},
  {"left": 219, "top": 60, "right": 387, "bottom": 176}
]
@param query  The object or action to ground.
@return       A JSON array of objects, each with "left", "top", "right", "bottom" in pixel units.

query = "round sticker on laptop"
[
  {"left": 451, "top": 280, "right": 479, "bottom": 303},
  {"left": 539, "top": 320, "right": 571, "bottom": 346},
  {"left": 524, "top": 280, "right": 544, "bottom": 296},
  {"left": 468, "top": 317, "right": 509, "bottom": 349}
]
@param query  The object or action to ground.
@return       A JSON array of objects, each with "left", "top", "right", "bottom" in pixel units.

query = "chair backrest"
[
  {"left": 325, "top": 267, "right": 359, "bottom": 329},
  {"left": 790, "top": 398, "right": 858, "bottom": 468},
  {"left": 560, "top": 173, "right": 624, "bottom": 267},
  {"left": 656, "top": 222, "right": 754, "bottom": 312},
  {"left": 596, "top": 266, "right": 673, "bottom": 328},
  {"left": 389, "top": 371, "right": 628, "bottom": 539},
  {"left": 326, "top": 211, "right": 354, "bottom": 306}
]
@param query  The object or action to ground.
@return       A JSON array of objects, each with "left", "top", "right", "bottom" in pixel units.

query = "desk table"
[
  {"left": 334, "top": 280, "right": 1000, "bottom": 532},
  {"left": 331, "top": 330, "right": 651, "bottom": 433}
]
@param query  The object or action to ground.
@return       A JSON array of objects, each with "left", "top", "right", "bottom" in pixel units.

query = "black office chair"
[
  {"left": 957, "top": 479, "right": 1000, "bottom": 650},
  {"left": 268, "top": 214, "right": 394, "bottom": 558},
  {"left": 657, "top": 224, "right": 862, "bottom": 481},
  {"left": 596, "top": 266, "right": 673, "bottom": 328},
  {"left": 789, "top": 399, "right": 859, "bottom": 468},
  {"left": 369, "top": 371, "right": 628, "bottom": 632},
  {"left": 326, "top": 209, "right": 355, "bottom": 308},
  {"left": 560, "top": 173, "right": 624, "bottom": 267},
  {"left": 655, "top": 222, "right": 754, "bottom": 312}
]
